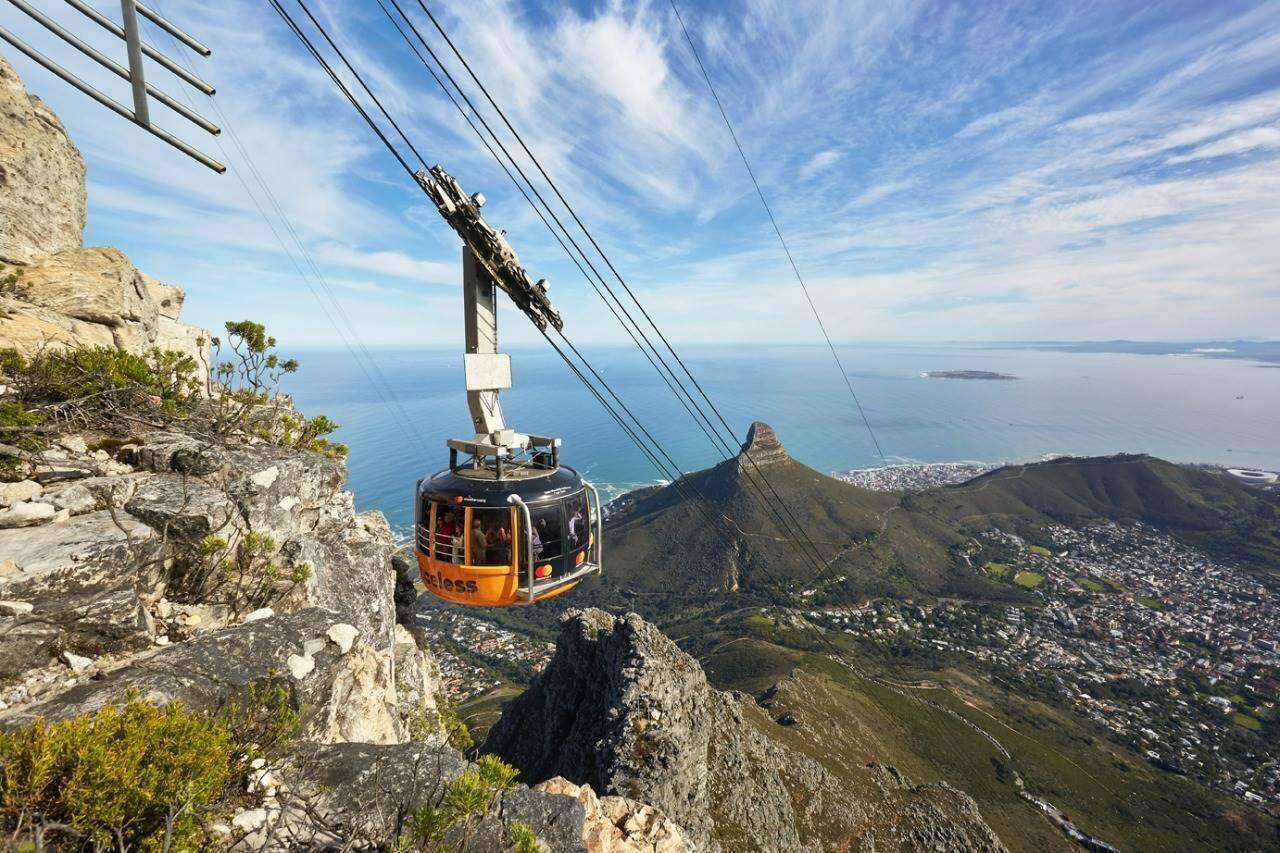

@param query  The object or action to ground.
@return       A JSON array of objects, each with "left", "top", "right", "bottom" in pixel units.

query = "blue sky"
[{"left": 4, "top": 0, "right": 1280, "bottom": 348}]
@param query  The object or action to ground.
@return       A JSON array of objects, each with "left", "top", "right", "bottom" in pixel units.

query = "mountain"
[
  {"left": 667, "top": 608, "right": 1279, "bottom": 853},
  {"left": 603, "top": 422, "right": 1012, "bottom": 603},
  {"left": 913, "top": 453, "right": 1280, "bottom": 574},
  {"left": 602, "top": 426, "right": 1279, "bottom": 606}
]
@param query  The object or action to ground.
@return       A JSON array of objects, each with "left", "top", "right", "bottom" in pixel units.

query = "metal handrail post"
[
  {"left": 6, "top": 0, "right": 219, "bottom": 133},
  {"left": 508, "top": 494, "right": 535, "bottom": 604},
  {"left": 0, "top": 26, "right": 225, "bottom": 172},
  {"left": 585, "top": 481, "right": 603, "bottom": 575}
]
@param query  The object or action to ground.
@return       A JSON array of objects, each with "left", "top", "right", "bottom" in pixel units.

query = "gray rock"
[
  {"left": 0, "top": 608, "right": 405, "bottom": 744},
  {"left": 485, "top": 609, "right": 1008, "bottom": 853},
  {"left": 0, "top": 509, "right": 160, "bottom": 600},
  {"left": 0, "top": 582, "right": 153, "bottom": 678},
  {"left": 0, "top": 501, "right": 55, "bottom": 528},
  {"left": 44, "top": 482, "right": 96, "bottom": 515},
  {"left": 256, "top": 742, "right": 588, "bottom": 852},
  {"left": 0, "top": 479, "right": 41, "bottom": 508},
  {"left": 124, "top": 473, "right": 239, "bottom": 542}
]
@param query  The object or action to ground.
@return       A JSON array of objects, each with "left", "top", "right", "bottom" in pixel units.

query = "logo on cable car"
[{"left": 421, "top": 569, "right": 479, "bottom": 594}]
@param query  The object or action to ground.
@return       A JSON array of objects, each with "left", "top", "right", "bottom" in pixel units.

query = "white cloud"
[{"left": 798, "top": 149, "right": 840, "bottom": 181}]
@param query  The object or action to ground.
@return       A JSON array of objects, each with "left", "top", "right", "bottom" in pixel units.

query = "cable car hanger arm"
[{"left": 415, "top": 164, "right": 562, "bottom": 332}]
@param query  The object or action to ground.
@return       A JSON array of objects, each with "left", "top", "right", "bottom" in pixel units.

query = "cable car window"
[
  {"left": 531, "top": 503, "right": 563, "bottom": 560},
  {"left": 565, "top": 492, "right": 589, "bottom": 552},
  {"left": 432, "top": 503, "right": 464, "bottom": 565},
  {"left": 470, "top": 507, "right": 513, "bottom": 566}
]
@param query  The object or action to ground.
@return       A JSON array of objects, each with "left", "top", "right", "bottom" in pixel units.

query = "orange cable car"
[{"left": 412, "top": 165, "right": 602, "bottom": 606}]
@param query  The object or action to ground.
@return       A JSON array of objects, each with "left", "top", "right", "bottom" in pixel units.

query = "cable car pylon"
[{"left": 413, "top": 166, "right": 602, "bottom": 606}]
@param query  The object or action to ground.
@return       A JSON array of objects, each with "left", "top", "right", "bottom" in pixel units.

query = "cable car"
[{"left": 412, "top": 166, "right": 602, "bottom": 606}]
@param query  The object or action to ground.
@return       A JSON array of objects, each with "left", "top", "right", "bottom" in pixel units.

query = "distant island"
[{"left": 923, "top": 370, "right": 1019, "bottom": 380}]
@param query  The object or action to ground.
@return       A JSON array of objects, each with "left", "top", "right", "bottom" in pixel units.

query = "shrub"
[
  {"left": 10, "top": 346, "right": 201, "bottom": 427},
  {"left": 403, "top": 754, "right": 521, "bottom": 852},
  {"left": 217, "top": 680, "right": 301, "bottom": 768},
  {"left": 0, "top": 699, "right": 232, "bottom": 850},
  {"left": 0, "top": 265, "right": 28, "bottom": 299},
  {"left": 509, "top": 822, "right": 539, "bottom": 853}
]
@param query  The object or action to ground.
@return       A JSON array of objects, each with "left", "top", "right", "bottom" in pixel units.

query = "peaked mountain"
[
  {"left": 605, "top": 422, "right": 1002, "bottom": 601},
  {"left": 603, "top": 425, "right": 1279, "bottom": 605}
]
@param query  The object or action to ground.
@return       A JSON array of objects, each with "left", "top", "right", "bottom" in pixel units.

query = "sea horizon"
[{"left": 281, "top": 341, "right": 1280, "bottom": 539}]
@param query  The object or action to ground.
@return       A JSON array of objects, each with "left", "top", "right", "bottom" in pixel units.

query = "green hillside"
[
  {"left": 605, "top": 436, "right": 1280, "bottom": 606},
  {"left": 916, "top": 454, "right": 1280, "bottom": 575},
  {"left": 682, "top": 610, "right": 1279, "bottom": 852}
]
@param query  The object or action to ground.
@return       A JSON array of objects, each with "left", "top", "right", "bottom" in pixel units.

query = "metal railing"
[{"left": 1, "top": 0, "right": 224, "bottom": 171}]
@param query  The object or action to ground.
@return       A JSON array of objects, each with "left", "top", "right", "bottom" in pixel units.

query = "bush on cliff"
[
  {"left": 0, "top": 319, "right": 344, "bottom": 459},
  {"left": 402, "top": 754, "right": 522, "bottom": 852},
  {"left": 0, "top": 699, "right": 232, "bottom": 850},
  {"left": 206, "top": 320, "right": 345, "bottom": 459},
  {"left": 0, "top": 687, "right": 302, "bottom": 850}
]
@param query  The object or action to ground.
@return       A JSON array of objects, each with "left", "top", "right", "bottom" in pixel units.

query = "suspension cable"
[
  {"left": 271, "top": 0, "right": 831, "bottom": 589},
  {"left": 668, "top": 0, "right": 886, "bottom": 462}
]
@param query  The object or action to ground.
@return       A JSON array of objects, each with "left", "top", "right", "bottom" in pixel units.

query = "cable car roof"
[{"left": 420, "top": 464, "right": 587, "bottom": 507}]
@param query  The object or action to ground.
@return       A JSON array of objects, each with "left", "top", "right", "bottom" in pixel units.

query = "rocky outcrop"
[
  {"left": 0, "top": 58, "right": 206, "bottom": 369},
  {"left": 484, "top": 609, "right": 1008, "bottom": 852},
  {"left": 738, "top": 421, "right": 789, "bottom": 469},
  {"left": 1, "top": 608, "right": 404, "bottom": 743},
  {"left": 0, "top": 56, "right": 85, "bottom": 265}
]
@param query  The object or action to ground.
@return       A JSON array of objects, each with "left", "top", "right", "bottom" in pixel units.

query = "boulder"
[
  {"left": 141, "top": 271, "right": 184, "bottom": 319},
  {"left": 0, "top": 56, "right": 85, "bottom": 264},
  {"left": 124, "top": 473, "right": 240, "bottom": 543},
  {"left": 17, "top": 248, "right": 158, "bottom": 341},
  {"left": 0, "top": 608, "right": 404, "bottom": 744},
  {"left": 0, "top": 500, "right": 56, "bottom": 528},
  {"left": 0, "top": 582, "right": 154, "bottom": 678},
  {"left": 0, "top": 479, "right": 41, "bottom": 507}
]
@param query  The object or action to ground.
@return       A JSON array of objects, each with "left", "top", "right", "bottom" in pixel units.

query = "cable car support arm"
[{"left": 416, "top": 165, "right": 562, "bottom": 470}]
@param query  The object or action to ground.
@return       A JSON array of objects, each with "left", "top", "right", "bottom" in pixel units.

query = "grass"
[
  {"left": 1029, "top": 545, "right": 1052, "bottom": 557},
  {"left": 1013, "top": 571, "right": 1045, "bottom": 589},
  {"left": 1136, "top": 595, "right": 1164, "bottom": 610},
  {"left": 458, "top": 683, "right": 522, "bottom": 744},
  {"left": 984, "top": 561, "right": 1011, "bottom": 578},
  {"left": 1232, "top": 712, "right": 1262, "bottom": 731},
  {"left": 1075, "top": 576, "right": 1107, "bottom": 593}
]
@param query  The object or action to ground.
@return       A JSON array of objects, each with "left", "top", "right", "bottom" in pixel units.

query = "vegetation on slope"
[{"left": 681, "top": 610, "right": 1278, "bottom": 852}]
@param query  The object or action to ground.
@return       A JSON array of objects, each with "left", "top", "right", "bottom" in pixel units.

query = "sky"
[{"left": 4, "top": 0, "right": 1280, "bottom": 349}]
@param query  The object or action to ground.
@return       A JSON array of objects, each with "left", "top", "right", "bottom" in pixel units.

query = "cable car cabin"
[{"left": 414, "top": 461, "right": 602, "bottom": 606}]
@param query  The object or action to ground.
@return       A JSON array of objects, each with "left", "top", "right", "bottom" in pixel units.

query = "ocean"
[{"left": 282, "top": 343, "right": 1280, "bottom": 539}]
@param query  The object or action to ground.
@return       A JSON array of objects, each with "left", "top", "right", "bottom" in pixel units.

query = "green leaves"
[
  {"left": 404, "top": 754, "right": 527, "bottom": 851},
  {"left": 0, "top": 699, "right": 233, "bottom": 850}
]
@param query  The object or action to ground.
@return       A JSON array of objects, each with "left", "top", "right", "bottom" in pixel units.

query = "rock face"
[
  {"left": 738, "top": 421, "right": 789, "bottom": 469},
  {"left": 0, "top": 58, "right": 206, "bottom": 369},
  {"left": 1, "top": 608, "right": 403, "bottom": 743},
  {"left": 0, "top": 56, "right": 85, "bottom": 265},
  {"left": 484, "top": 609, "right": 1008, "bottom": 852}
]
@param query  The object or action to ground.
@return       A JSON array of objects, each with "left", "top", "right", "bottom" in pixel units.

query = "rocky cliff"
[
  {"left": 485, "top": 609, "right": 1008, "bottom": 852},
  {"left": 0, "top": 56, "right": 205, "bottom": 368}
]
